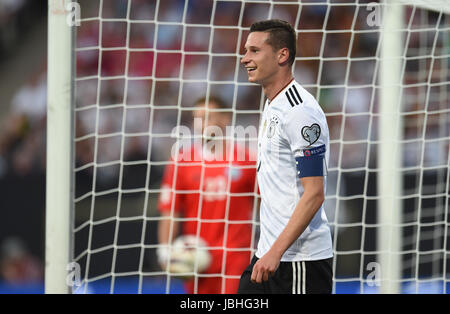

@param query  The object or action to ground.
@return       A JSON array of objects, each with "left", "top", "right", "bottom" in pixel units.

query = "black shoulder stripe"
[
  {"left": 291, "top": 85, "right": 303, "bottom": 103},
  {"left": 285, "top": 91, "right": 295, "bottom": 107},
  {"left": 288, "top": 88, "right": 299, "bottom": 105}
]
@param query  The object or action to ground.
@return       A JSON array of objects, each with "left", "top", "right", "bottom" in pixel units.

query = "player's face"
[
  {"left": 241, "top": 32, "right": 280, "bottom": 85},
  {"left": 193, "top": 102, "right": 230, "bottom": 136}
]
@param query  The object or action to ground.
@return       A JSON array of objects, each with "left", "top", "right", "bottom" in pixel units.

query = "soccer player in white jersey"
[{"left": 238, "top": 19, "right": 333, "bottom": 294}]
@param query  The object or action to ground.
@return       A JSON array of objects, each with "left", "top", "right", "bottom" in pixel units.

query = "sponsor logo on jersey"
[{"left": 302, "top": 144, "right": 326, "bottom": 157}]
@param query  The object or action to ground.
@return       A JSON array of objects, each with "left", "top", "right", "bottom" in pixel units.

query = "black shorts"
[{"left": 237, "top": 255, "right": 333, "bottom": 294}]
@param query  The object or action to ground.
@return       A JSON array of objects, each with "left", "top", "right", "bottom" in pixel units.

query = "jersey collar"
[{"left": 267, "top": 78, "right": 295, "bottom": 104}]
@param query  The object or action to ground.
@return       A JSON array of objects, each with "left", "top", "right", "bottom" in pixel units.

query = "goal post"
[
  {"left": 45, "top": 0, "right": 75, "bottom": 294},
  {"left": 45, "top": 0, "right": 449, "bottom": 294},
  {"left": 378, "top": 0, "right": 404, "bottom": 295},
  {"left": 378, "top": 0, "right": 449, "bottom": 294}
]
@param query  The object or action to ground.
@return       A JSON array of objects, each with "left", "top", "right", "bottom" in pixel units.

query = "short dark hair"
[
  {"left": 249, "top": 19, "right": 297, "bottom": 66},
  {"left": 194, "top": 95, "right": 229, "bottom": 111}
]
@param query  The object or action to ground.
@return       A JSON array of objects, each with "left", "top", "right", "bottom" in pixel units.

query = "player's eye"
[{"left": 244, "top": 47, "right": 258, "bottom": 54}]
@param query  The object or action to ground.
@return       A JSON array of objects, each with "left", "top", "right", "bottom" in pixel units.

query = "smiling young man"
[{"left": 237, "top": 19, "right": 333, "bottom": 294}]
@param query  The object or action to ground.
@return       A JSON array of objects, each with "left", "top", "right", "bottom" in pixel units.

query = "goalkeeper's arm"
[{"left": 157, "top": 213, "right": 180, "bottom": 268}]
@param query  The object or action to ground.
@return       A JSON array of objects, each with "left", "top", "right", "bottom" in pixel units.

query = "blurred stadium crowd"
[
  {"left": 0, "top": 0, "right": 447, "bottom": 289},
  {"left": 0, "top": 0, "right": 46, "bottom": 288}
]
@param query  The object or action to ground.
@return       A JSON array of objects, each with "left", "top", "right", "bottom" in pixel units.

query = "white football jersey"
[{"left": 256, "top": 79, "right": 333, "bottom": 262}]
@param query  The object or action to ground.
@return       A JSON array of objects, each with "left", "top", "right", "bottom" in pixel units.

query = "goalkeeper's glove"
[{"left": 156, "top": 245, "right": 170, "bottom": 269}]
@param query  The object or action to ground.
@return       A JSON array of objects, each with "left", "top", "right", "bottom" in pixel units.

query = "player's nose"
[{"left": 241, "top": 52, "right": 249, "bottom": 65}]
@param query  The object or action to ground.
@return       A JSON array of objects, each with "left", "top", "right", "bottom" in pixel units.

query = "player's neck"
[{"left": 263, "top": 70, "right": 294, "bottom": 103}]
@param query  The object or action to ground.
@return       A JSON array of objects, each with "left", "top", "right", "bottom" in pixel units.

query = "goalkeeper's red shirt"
[{"left": 158, "top": 143, "right": 257, "bottom": 251}]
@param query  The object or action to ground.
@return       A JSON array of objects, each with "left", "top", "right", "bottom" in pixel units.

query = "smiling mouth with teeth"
[{"left": 247, "top": 67, "right": 256, "bottom": 72}]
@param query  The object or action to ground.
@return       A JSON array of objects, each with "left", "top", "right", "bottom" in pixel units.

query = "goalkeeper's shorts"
[{"left": 237, "top": 255, "right": 333, "bottom": 294}]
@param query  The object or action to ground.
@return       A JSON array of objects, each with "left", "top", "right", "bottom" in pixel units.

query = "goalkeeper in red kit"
[{"left": 157, "top": 96, "right": 257, "bottom": 294}]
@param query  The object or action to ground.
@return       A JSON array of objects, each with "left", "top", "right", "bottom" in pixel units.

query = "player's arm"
[
  {"left": 158, "top": 213, "right": 180, "bottom": 245},
  {"left": 156, "top": 158, "right": 184, "bottom": 269},
  {"left": 251, "top": 177, "right": 324, "bottom": 283},
  {"left": 157, "top": 213, "right": 180, "bottom": 269}
]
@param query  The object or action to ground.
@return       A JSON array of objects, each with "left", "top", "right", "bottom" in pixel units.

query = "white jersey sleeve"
[{"left": 283, "top": 91, "right": 329, "bottom": 178}]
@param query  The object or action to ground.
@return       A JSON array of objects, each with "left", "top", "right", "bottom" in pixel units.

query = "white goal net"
[{"left": 53, "top": 0, "right": 450, "bottom": 294}]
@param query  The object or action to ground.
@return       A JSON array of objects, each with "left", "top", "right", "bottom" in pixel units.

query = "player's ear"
[{"left": 278, "top": 47, "right": 290, "bottom": 65}]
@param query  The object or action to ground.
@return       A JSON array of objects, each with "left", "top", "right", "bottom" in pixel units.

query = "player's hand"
[
  {"left": 251, "top": 250, "right": 281, "bottom": 284},
  {"left": 156, "top": 246, "right": 169, "bottom": 270}
]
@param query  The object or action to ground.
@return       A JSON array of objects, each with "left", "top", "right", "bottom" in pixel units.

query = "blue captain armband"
[{"left": 295, "top": 144, "right": 326, "bottom": 178}]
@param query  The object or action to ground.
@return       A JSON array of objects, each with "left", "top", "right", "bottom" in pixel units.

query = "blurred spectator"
[
  {"left": 0, "top": 0, "right": 26, "bottom": 56},
  {"left": 0, "top": 237, "right": 42, "bottom": 285},
  {"left": 0, "top": 71, "right": 46, "bottom": 178},
  {"left": 0, "top": 0, "right": 43, "bottom": 57}
]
